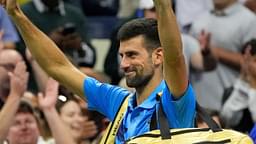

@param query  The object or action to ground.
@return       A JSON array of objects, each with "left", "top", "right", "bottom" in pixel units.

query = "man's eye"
[{"left": 127, "top": 53, "right": 136, "bottom": 57}]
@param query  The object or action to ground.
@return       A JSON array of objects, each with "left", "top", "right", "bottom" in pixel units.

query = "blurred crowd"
[{"left": 1, "top": 0, "right": 256, "bottom": 143}]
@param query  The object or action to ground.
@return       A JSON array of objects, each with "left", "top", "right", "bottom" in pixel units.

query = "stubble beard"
[{"left": 126, "top": 71, "right": 154, "bottom": 89}]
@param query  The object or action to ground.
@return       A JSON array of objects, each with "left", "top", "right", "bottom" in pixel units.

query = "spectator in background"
[
  {"left": 0, "top": 49, "right": 24, "bottom": 108},
  {"left": 21, "top": 0, "right": 96, "bottom": 68},
  {"left": 0, "top": 67, "right": 77, "bottom": 144},
  {"left": 190, "top": 0, "right": 256, "bottom": 111},
  {"left": 0, "top": 6, "right": 19, "bottom": 49},
  {"left": 55, "top": 88, "right": 98, "bottom": 144},
  {"left": 175, "top": 0, "right": 213, "bottom": 33},
  {"left": 3, "top": 101, "right": 43, "bottom": 144},
  {"left": 20, "top": 0, "right": 96, "bottom": 93},
  {"left": 25, "top": 48, "right": 103, "bottom": 144},
  {"left": 138, "top": 0, "right": 216, "bottom": 73},
  {"left": 221, "top": 39, "right": 256, "bottom": 133}
]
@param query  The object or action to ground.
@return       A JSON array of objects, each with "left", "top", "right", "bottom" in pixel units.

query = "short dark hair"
[
  {"left": 17, "top": 101, "right": 35, "bottom": 114},
  {"left": 241, "top": 39, "right": 256, "bottom": 55},
  {"left": 117, "top": 18, "right": 161, "bottom": 51}
]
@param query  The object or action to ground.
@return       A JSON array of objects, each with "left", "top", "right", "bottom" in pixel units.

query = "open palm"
[
  {"left": 9, "top": 61, "right": 29, "bottom": 97},
  {"left": 38, "top": 78, "right": 59, "bottom": 109}
]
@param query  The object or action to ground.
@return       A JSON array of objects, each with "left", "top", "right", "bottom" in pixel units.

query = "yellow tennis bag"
[
  {"left": 126, "top": 128, "right": 252, "bottom": 144},
  {"left": 100, "top": 94, "right": 253, "bottom": 144}
]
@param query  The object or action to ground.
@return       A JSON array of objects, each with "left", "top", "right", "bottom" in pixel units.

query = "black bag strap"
[
  {"left": 100, "top": 94, "right": 131, "bottom": 144},
  {"left": 149, "top": 109, "right": 157, "bottom": 131},
  {"left": 196, "top": 103, "right": 222, "bottom": 132},
  {"left": 158, "top": 94, "right": 171, "bottom": 139},
  {"left": 151, "top": 93, "right": 222, "bottom": 139}
]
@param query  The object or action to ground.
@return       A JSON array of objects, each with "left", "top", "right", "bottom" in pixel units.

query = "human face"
[
  {"left": 119, "top": 35, "right": 155, "bottom": 88},
  {"left": 7, "top": 113, "right": 40, "bottom": 144},
  {"left": 0, "top": 50, "right": 23, "bottom": 100},
  {"left": 0, "top": 50, "right": 23, "bottom": 72},
  {"left": 59, "top": 101, "right": 84, "bottom": 141}
]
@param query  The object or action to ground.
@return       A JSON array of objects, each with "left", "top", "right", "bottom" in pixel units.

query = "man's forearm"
[
  {"left": 154, "top": 0, "right": 187, "bottom": 97},
  {"left": 10, "top": 11, "right": 72, "bottom": 77},
  {"left": 154, "top": 0, "right": 183, "bottom": 61}
]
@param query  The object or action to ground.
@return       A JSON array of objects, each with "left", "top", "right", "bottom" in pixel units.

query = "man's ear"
[{"left": 152, "top": 47, "right": 163, "bottom": 66}]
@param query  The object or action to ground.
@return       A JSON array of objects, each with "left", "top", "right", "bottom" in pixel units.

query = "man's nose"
[
  {"left": 20, "top": 123, "right": 29, "bottom": 130},
  {"left": 120, "top": 57, "right": 130, "bottom": 70}
]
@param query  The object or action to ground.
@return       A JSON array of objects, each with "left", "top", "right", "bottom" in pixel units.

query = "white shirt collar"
[{"left": 33, "top": 0, "right": 66, "bottom": 16}]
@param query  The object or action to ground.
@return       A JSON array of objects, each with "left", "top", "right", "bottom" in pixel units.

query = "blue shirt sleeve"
[
  {"left": 162, "top": 83, "right": 196, "bottom": 128},
  {"left": 0, "top": 6, "right": 19, "bottom": 42},
  {"left": 83, "top": 77, "right": 130, "bottom": 121},
  {"left": 250, "top": 124, "right": 256, "bottom": 143}
]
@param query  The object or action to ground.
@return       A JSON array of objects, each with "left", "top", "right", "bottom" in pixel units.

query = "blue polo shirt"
[{"left": 84, "top": 77, "right": 196, "bottom": 144}]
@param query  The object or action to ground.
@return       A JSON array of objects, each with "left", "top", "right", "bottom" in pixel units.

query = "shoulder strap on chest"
[{"left": 100, "top": 93, "right": 132, "bottom": 144}]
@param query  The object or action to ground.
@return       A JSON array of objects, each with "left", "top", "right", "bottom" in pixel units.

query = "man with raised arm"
[{"left": 0, "top": 0, "right": 196, "bottom": 143}]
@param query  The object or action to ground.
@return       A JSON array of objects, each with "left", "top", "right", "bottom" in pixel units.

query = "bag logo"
[{"left": 112, "top": 113, "right": 124, "bottom": 136}]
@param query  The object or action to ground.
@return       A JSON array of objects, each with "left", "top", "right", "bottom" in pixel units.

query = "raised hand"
[
  {"left": 8, "top": 61, "right": 29, "bottom": 97},
  {"left": 81, "top": 116, "right": 98, "bottom": 139},
  {"left": 38, "top": 78, "right": 59, "bottom": 110},
  {"left": 0, "top": 0, "right": 20, "bottom": 16},
  {"left": 241, "top": 45, "right": 256, "bottom": 87}
]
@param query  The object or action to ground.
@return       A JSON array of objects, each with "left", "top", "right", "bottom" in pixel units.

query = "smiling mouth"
[{"left": 124, "top": 71, "right": 135, "bottom": 77}]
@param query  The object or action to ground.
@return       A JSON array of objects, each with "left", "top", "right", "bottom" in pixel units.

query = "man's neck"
[{"left": 135, "top": 74, "right": 163, "bottom": 105}]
